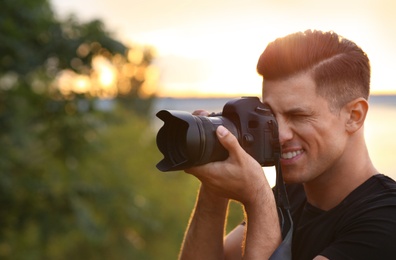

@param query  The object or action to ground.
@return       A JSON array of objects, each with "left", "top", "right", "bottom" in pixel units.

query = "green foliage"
[
  {"left": 0, "top": 0, "right": 172, "bottom": 258},
  {"left": 0, "top": 0, "right": 245, "bottom": 258},
  {"left": 0, "top": 0, "right": 125, "bottom": 74},
  {"left": 0, "top": 103, "right": 205, "bottom": 259},
  {"left": 82, "top": 110, "right": 201, "bottom": 259}
]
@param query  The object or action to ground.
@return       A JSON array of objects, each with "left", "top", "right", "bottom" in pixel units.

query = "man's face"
[{"left": 262, "top": 72, "right": 348, "bottom": 184}]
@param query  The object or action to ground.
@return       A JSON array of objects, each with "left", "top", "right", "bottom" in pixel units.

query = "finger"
[
  {"left": 216, "top": 125, "right": 245, "bottom": 159},
  {"left": 192, "top": 109, "right": 210, "bottom": 116}
]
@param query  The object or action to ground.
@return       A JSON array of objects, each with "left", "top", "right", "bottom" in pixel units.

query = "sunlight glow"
[
  {"left": 134, "top": 11, "right": 396, "bottom": 98},
  {"left": 139, "top": 65, "right": 159, "bottom": 98},
  {"left": 92, "top": 56, "right": 117, "bottom": 88},
  {"left": 74, "top": 75, "right": 91, "bottom": 94},
  {"left": 54, "top": 0, "right": 396, "bottom": 97},
  {"left": 57, "top": 70, "right": 77, "bottom": 95},
  {"left": 91, "top": 74, "right": 117, "bottom": 97},
  {"left": 56, "top": 55, "right": 119, "bottom": 98},
  {"left": 51, "top": 0, "right": 396, "bottom": 98},
  {"left": 128, "top": 48, "right": 144, "bottom": 64},
  {"left": 54, "top": 44, "right": 158, "bottom": 99}
]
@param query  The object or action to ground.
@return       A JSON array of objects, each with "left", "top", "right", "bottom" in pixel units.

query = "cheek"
[
  {"left": 298, "top": 120, "right": 345, "bottom": 151},
  {"left": 308, "top": 122, "right": 347, "bottom": 160}
]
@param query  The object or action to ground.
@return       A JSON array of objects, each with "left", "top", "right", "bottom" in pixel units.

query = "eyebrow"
[
  {"left": 283, "top": 107, "right": 314, "bottom": 115},
  {"left": 285, "top": 107, "right": 307, "bottom": 113}
]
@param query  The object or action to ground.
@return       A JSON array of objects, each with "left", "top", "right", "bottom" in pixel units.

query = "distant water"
[
  {"left": 152, "top": 97, "right": 231, "bottom": 115},
  {"left": 152, "top": 95, "right": 396, "bottom": 181}
]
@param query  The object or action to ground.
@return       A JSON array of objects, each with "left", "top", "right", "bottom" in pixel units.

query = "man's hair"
[{"left": 257, "top": 30, "right": 371, "bottom": 111}]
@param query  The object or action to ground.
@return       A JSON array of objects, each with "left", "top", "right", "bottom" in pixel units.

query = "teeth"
[{"left": 281, "top": 150, "right": 303, "bottom": 159}]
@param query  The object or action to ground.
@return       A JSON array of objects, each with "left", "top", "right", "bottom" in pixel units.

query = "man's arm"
[
  {"left": 243, "top": 184, "right": 282, "bottom": 259},
  {"left": 224, "top": 189, "right": 282, "bottom": 260},
  {"left": 182, "top": 126, "right": 282, "bottom": 259},
  {"left": 179, "top": 185, "right": 229, "bottom": 260},
  {"left": 224, "top": 224, "right": 245, "bottom": 259}
]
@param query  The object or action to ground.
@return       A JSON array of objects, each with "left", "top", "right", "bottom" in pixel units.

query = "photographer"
[{"left": 178, "top": 30, "right": 396, "bottom": 259}]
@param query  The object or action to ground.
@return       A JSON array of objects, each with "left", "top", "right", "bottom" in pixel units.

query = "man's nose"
[{"left": 277, "top": 118, "right": 293, "bottom": 146}]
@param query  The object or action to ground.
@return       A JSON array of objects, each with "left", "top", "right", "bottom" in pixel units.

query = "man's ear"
[{"left": 344, "top": 97, "right": 369, "bottom": 133}]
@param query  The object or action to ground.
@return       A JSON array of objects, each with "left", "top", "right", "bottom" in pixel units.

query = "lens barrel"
[{"left": 156, "top": 110, "right": 237, "bottom": 171}]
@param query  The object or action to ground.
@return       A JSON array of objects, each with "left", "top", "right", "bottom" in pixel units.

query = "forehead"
[{"left": 262, "top": 72, "right": 321, "bottom": 109}]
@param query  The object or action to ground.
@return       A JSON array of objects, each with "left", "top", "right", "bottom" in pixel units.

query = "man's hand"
[{"left": 185, "top": 125, "right": 269, "bottom": 206}]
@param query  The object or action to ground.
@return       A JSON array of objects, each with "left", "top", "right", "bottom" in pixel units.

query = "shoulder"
[
  {"left": 321, "top": 174, "right": 396, "bottom": 259},
  {"left": 346, "top": 174, "right": 396, "bottom": 206},
  {"left": 333, "top": 174, "right": 396, "bottom": 224},
  {"left": 364, "top": 173, "right": 396, "bottom": 189},
  {"left": 283, "top": 175, "right": 396, "bottom": 259},
  {"left": 373, "top": 174, "right": 396, "bottom": 190}
]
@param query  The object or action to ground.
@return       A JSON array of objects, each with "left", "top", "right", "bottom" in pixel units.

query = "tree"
[{"left": 0, "top": 0, "right": 169, "bottom": 258}]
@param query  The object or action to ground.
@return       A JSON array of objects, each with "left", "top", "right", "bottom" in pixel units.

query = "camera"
[{"left": 155, "top": 96, "right": 280, "bottom": 172}]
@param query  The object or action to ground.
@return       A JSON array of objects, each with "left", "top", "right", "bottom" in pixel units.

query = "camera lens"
[{"left": 156, "top": 110, "right": 237, "bottom": 171}]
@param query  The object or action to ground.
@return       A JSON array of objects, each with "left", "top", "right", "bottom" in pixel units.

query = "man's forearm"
[
  {"left": 243, "top": 188, "right": 282, "bottom": 259},
  {"left": 179, "top": 185, "right": 229, "bottom": 260}
]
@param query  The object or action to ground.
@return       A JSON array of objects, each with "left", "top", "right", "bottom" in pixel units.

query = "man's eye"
[{"left": 291, "top": 114, "right": 310, "bottom": 121}]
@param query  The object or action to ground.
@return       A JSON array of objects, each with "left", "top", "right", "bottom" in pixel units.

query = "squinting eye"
[{"left": 291, "top": 114, "right": 309, "bottom": 121}]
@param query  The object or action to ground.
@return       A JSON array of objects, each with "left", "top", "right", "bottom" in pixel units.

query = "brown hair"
[{"left": 257, "top": 30, "right": 371, "bottom": 111}]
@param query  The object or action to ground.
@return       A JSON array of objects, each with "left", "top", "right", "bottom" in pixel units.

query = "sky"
[{"left": 50, "top": 0, "right": 396, "bottom": 97}]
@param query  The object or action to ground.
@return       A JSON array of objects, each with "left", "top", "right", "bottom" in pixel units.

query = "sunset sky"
[{"left": 51, "top": 0, "right": 396, "bottom": 97}]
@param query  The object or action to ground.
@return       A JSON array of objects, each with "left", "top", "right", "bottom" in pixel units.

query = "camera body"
[{"left": 156, "top": 97, "right": 280, "bottom": 172}]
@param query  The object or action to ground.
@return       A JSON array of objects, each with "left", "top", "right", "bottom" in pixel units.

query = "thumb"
[{"left": 216, "top": 125, "right": 242, "bottom": 157}]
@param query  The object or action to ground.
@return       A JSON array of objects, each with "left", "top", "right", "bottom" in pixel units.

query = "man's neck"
[{"left": 303, "top": 137, "right": 377, "bottom": 211}]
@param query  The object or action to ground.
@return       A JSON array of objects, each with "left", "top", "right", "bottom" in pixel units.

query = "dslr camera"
[{"left": 155, "top": 97, "right": 280, "bottom": 172}]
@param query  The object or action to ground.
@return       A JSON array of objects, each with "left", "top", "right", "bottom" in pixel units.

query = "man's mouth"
[{"left": 281, "top": 149, "right": 304, "bottom": 160}]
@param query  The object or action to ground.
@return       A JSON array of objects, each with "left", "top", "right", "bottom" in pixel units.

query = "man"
[{"left": 179, "top": 30, "right": 396, "bottom": 259}]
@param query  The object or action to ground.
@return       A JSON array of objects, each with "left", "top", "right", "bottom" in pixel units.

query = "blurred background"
[{"left": 1, "top": 0, "right": 395, "bottom": 259}]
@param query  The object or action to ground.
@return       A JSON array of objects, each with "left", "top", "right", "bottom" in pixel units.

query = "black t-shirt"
[{"left": 286, "top": 174, "right": 396, "bottom": 260}]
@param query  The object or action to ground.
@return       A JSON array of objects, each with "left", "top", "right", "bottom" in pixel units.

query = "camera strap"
[{"left": 269, "top": 155, "right": 293, "bottom": 260}]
